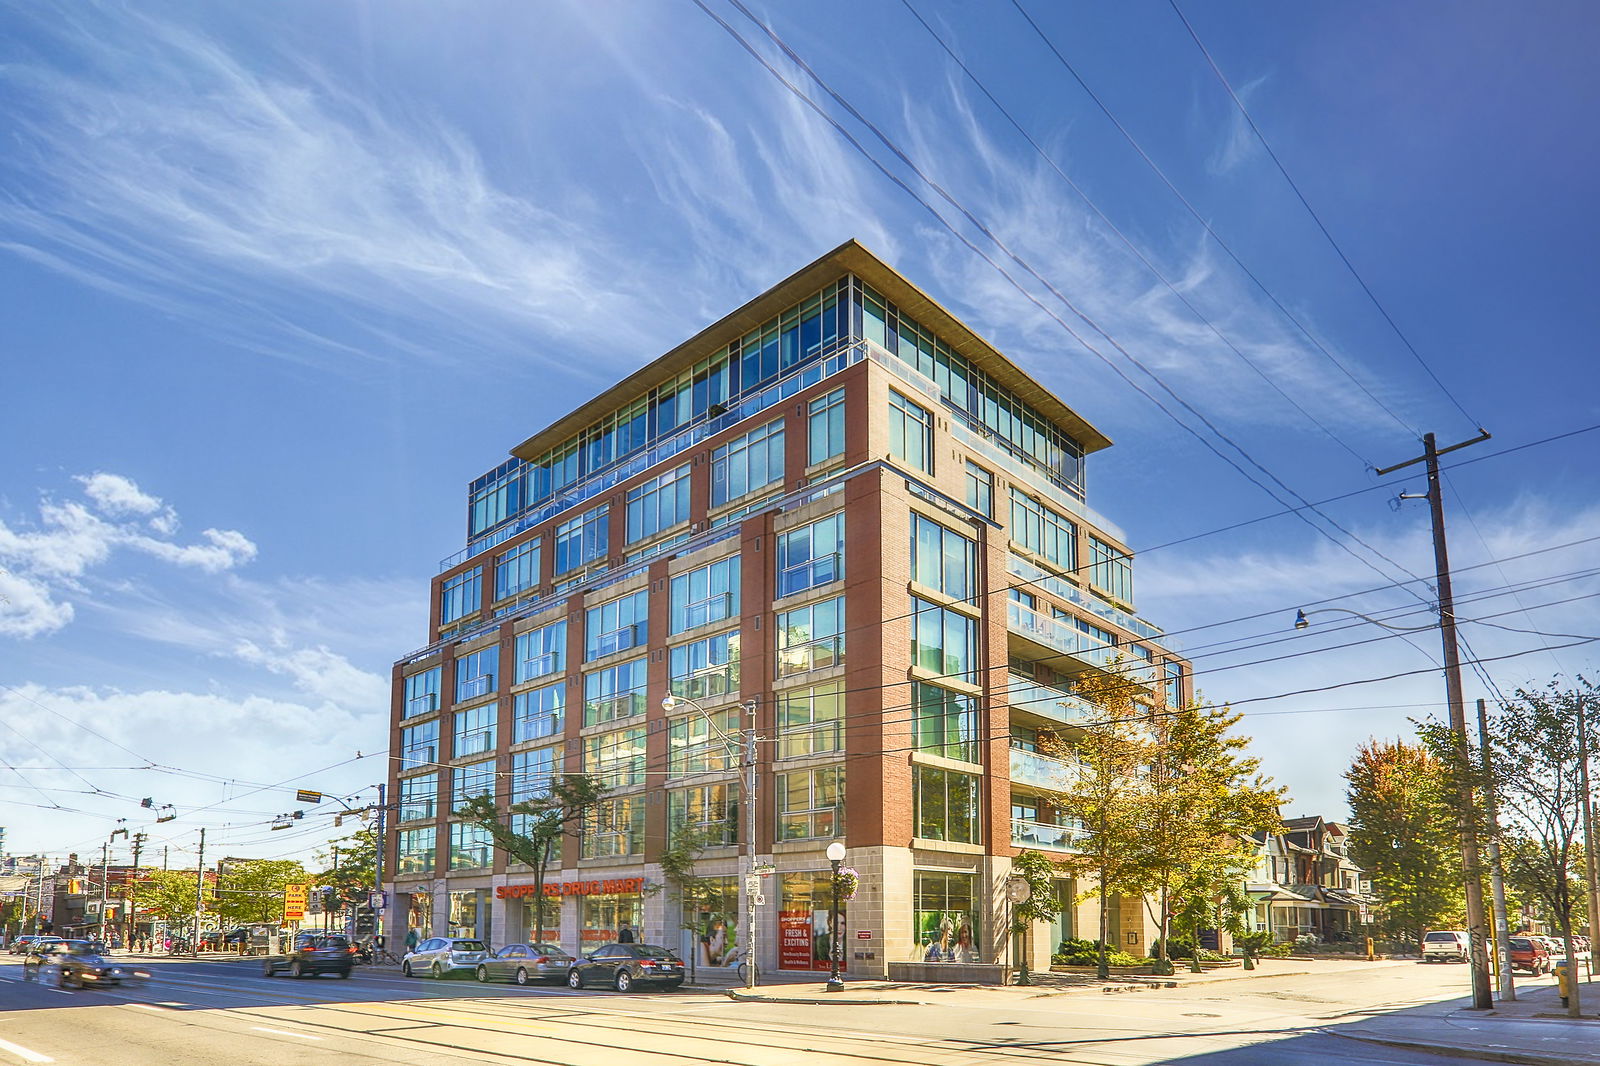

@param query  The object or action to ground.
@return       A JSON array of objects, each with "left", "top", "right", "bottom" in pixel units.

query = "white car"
[
  {"left": 401, "top": 937, "right": 489, "bottom": 979},
  {"left": 1421, "top": 930, "right": 1469, "bottom": 962}
]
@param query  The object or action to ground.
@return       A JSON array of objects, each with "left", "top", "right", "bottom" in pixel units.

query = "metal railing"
[
  {"left": 1006, "top": 601, "right": 1141, "bottom": 677},
  {"left": 454, "top": 729, "right": 495, "bottom": 758},
  {"left": 776, "top": 634, "right": 845, "bottom": 677},
  {"left": 777, "top": 553, "right": 842, "bottom": 597},
  {"left": 677, "top": 592, "right": 735, "bottom": 631},
  {"left": 404, "top": 693, "right": 439, "bottom": 718},
  {"left": 519, "top": 653, "right": 558, "bottom": 681},
  {"left": 588, "top": 622, "right": 645, "bottom": 660},
  {"left": 512, "top": 713, "right": 563, "bottom": 745},
  {"left": 1011, "top": 818, "right": 1085, "bottom": 852},
  {"left": 456, "top": 674, "right": 493, "bottom": 701}
]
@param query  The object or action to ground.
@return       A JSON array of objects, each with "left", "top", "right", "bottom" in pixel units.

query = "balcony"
[
  {"left": 1007, "top": 675, "right": 1093, "bottom": 726},
  {"left": 456, "top": 674, "right": 493, "bottom": 701},
  {"left": 776, "top": 634, "right": 844, "bottom": 677},
  {"left": 777, "top": 553, "right": 842, "bottom": 598},
  {"left": 404, "top": 692, "right": 439, "bottom": 718},
  {"left": 589, "top": 623, "right": 645, "bottom": 660},
  {"left": 1011, "top": 818, "right": 1086, "bottom": 853},
  {"left": 520, "top": 653, "right": 558, "bottom": 682},
  {"left": 1009, "top": 747, "right": 1082, "bottom": 791},
  {"left": 1006, "top": 554, "right": 1166, "bottom": 645},
  {"left": 670, "top": 664, "right": 740, "bottom": 703},
  {"left": 678, "top": 593, "right": 735, "bottom": 631},
  {"left": 584, "top": 692, "right": 644, "bottom": 726}
]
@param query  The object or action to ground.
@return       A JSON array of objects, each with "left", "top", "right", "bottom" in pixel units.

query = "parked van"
[{"left": 1422, "top": 930, "right": 1470, "bottom": 962}]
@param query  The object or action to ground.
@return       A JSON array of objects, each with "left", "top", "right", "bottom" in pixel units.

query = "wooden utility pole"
[
  {"left": 1477, "top": 698, "right": 1515, "bottom": 1001},
  {"left": 1576, "top": 696, "right": 1600, "bottom": 983},
  {"left": 1378, "top": 429, "right": 1493, "bottom": 1010}
]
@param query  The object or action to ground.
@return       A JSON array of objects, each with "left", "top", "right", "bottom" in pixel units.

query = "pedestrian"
[
  {"left": 617, "top": 925, "right": 635, "bottom": 944},
  {"left": 405, "top": 928, "right": 419, "bottom": 953}
]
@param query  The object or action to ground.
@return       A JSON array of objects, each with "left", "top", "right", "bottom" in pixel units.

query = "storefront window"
[
  {"left": 407, "top": 890, "right": 433, "bottom": 940},
  {"left": 581, "top": 894, "right": 643, "bottom": 949},
  {"left": 914, "top": 871, "right": 979, "bottom": 963},
  {"left": 685, "top": 876, "right": 740, "bottom": 968},
  {"left": 449, "top": 889, "right": 488, "bottom": 940},
  {"left": 520, "top": 900, "right": 560, "bottom": 945},
  {"left": 778, "top": 871, "right": 844, "bottom": 972}
]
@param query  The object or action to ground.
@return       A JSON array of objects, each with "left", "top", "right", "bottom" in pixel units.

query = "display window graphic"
[{"left": 779, "top": 872, "right": 844, "bottom": 972}]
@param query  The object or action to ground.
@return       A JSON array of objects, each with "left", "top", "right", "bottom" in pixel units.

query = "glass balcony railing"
[
  {"left": 1009, "top": 747, "right": 1083, "bottom": 791},
  {"left": 1006, "top": 675, "right": 1094, "bottom": 726},
  {"left": 1006, "top": 601, "right": 1156, "bottom": 683},
  {"left": 1011, "top": 818, "right": 1086, "bottom": 853},
  {"left": 1006, "top": 554, "right": 1167, "bottom": 645}
]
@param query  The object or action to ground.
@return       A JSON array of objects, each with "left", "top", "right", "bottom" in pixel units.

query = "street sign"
[
  {"left": 369, "top": 891, "right": 385, "bottom": 911},
  {"left": 283, "top": 883, "right": 309, "bottom": 921},
  {"left": 743, "top": 875, "right": 762, "bottom": 895},
  {"left": 295, "top": 790, "right": 323, "bottom": 804},
  {"left": 752, "top": 894, "right": 766, "bottom": 907},
  {"left": 752, "top": 862, "right": 776, "bottom": 875}
]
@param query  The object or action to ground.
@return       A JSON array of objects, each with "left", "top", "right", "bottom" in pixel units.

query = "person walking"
[
  {"left": 617, "top": 925, "right": 635, "bottom": 944},
  {"left": 405, "top": 928, "right": 419, "bottom": 954}
]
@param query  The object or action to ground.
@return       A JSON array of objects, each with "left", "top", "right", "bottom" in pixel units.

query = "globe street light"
[{"left": 825, "top": 840, "right": 847, "bottom": 992}]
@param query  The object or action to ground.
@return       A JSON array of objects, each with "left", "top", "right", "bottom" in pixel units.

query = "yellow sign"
[{"left": 284, "top": 883, "right": 310, "bottom": 921}]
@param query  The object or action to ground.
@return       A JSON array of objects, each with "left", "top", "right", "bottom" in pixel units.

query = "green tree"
[
  {"left": 130, "top": 869, "right": 201, "bottom": 926},
  {"left": 1344, "top": 738, "right": 1464, "bottom": 948},
  {"left": 313, "top": 826, "right": 378, "bottom": 910},
  {"left": 453, "top": 774, "right": 609, "bottom": 942},
  {"left": 1130, "top": 697, "right": 1284, "bottom": 974},
  {"left": 1039, "top": 668, "right": 1153, "bottom": 979},
  {"left": 1009, "top": 850, "right": 1065, "bottom": 979},
  {"left": 659, "top": 823, "right": 717, "bottom": 981},
  {"left": 215, "top": 859, "right": 308, "bottom": 925}
]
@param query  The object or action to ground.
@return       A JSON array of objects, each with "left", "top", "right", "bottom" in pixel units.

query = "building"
[
  {"left": 1247, "top": 816, "right": 1373, "bottom": 942},
  {"left": 383, "top": 241, "right": 1190, "bottom": 976}
]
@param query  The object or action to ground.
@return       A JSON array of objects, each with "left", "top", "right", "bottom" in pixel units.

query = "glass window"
[
  {"left": 403, "top": 668, "right": 441, "bottom": 719},
  {"left": 582, "top": 657, "right": 647, "bottom": 727},
  {"left": 807, "top": 388, "right": 846, "bottom": 466},
  {"left": 1164, "top": 661, "right": 1183, "bottom": 708},
  {"left": 776, "top": 680, "right": 844, "bottom": 759},
  {"left": 512, "top": 683, "right": 565, "bottom": 744},
  {"left": 912, "top": 682, "right": 979, "bottom": 762},
  {"left": 515, "top": 620, "right": 566, "bottom": 683},
  {"left": 582, "top": 796, "right": 645, "bottom": 858},
  {"left": 670, "top": 556, "right": 741, "bottom": 633},
  {"left": 585, "top": 590, "right": 648, "bottom": 660},
  {"left": 398, "top": 773, "right": 437, "bottom": 823},
  {"left": 455, "top": 647, "right": 499, "bottom": 702},
  {"left": 710, "top": 419, "right": 786, "bottom": 507},
  {"left": 625, "top": 463, "right": 691, "bottom": 544},
  {"left": 452, "top": 704, "right": 496, "bottom": 758},
  {"left": 910, "top": 514, "right": 975, "bottom": 600},
  {"left": 1010, "top": 489, "right": 1076, "bottom": 572},
  {"left": 963, "top": 461, "right": 992, "bottom": 518},
  {"left": 495, "top": 539, "right": 541, "bottom": 602},
  {"left": 451, "top": 759, "right": 497, "bottom": 811},
  {"left": 775, "top": 596, "right": 845, "bottom": 678},
  {"left": 777, "top": 765, "right": 844, "bottom": 841},
  {"left": 470, "top": 461, "right": 526, "bottom": 539},
  {"left": 400, "top": 720, "right": 439, "bottom": 770},
  {"left": 668, "top": 708, "right": 739, "bottom": 777},
  {"left": 910, "top": 597, "right": 977, "bottom": 684},
  {"left": 396, "top": 827, "right": 436, "bottom": 875},
  {"left": 915, "top": 766, "right": 981, "bottom": 843},
  {"left": 914, "top": 871, "right": 979, "bottom": 962},
  {"left": 510, "top": 746, "right": 558, "bottom": 805},
  {"left": 584, "top": 726, "right": 647, "bottom": 787},
  {"left": 888, "top": 391, "right": 933, "bottom": 474},
  {"left": 450, "top": 822, "right": 493, "bottom": 870},
  {"left": 1088, "top": 534, "right": 1134, "bottom": 606},
  {"left": 776, "top": 513, "right": 844, "bottom": 597},
  {"left": 669, "top": 632, "right": 741, "bottom": 703},
  {"left": 554, "top": 503, "right": 609, "bottom": 575},
  {"left": 668, "top": 784, "right": 740, "bottom": 846},
  {"left": 441, "top": 566, "right": 482, "bottom": 625}
]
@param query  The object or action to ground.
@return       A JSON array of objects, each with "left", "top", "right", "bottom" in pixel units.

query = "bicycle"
[{"left": 734, "top": 951, "right": 759, "bottom": 986}]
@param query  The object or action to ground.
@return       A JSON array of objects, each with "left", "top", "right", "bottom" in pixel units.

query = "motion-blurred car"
[
  {"left": 475, "top": 942, "right": 575, "bottom": 985},
  {"left": 55, "top": 940, "right": 149, "bottom": 989},
  {"left": 565, "top": 943, "right": 684, "bottom": 992},
  {"left": 262, "top": 932, "right": 355, "bottom": 978},
  {"left": 401, "top": 937, "right": 489, "bottom": 979},
  {"left": 8, "top": 935, "right": 43, "bottom": 955}
]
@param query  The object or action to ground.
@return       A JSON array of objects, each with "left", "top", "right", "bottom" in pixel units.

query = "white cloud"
[
  {"left": 233, "top": 639, "right": 388, "bottom": 710},
  {"left": 0, "top": 474, "right": 257, "bottom": 639}
]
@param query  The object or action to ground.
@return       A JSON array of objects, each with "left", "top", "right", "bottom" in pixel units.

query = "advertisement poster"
[{"left": 779, "top": 910, "right": 815, "bottom": 970}]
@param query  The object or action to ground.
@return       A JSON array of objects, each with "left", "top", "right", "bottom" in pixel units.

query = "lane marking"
[
  {"left": 0, "top": 1037, "right": 55, "bottom": 1063},
  {"left": 250, "top": 1027, "right": 322, "bottom": 1041}
]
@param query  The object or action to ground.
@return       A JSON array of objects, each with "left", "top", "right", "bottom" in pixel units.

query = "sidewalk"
[{"left": 1333, "top": 979, "right": 1600, "bottom": 1066}]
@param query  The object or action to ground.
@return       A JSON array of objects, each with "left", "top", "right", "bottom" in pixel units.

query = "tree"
[
  {"left": 214, "top": 860, "right": 309, "bottom": 926},
  {"left": 1129, "top": 696, "right": 1284, "bottom": 974},
  {"left": 1009, "top": 850, "right": 1064, "bottom": 978},
  {"left": 658, "top": 823, "right": 717, "bottom": 982},
  {"left": 453, "top": 774, "right": 610, "bottom": 942},
  {"left": 1039, "top": 668, "right": 1153, "bottom": 979},
  {"left": 130, "top": 869, "right": 200, "bottom": 926},
  {"left": 313, "top": 826, "right": 378, "bottom": 911},
  {"left": 1344, "top": 738, "right": 1464, "bottom": 948}
]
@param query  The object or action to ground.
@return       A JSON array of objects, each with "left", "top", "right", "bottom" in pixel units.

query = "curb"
[
  {"left": 724, "top": 989, "right": 928, "bottom": 1006},
  {"left": 1327, "top": 1028, "right": 1600, "bottom": 1066}
]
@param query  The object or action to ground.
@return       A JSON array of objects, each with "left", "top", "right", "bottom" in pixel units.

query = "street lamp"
[
  {"left": 825, "top": 840, "right": 847, "bottom": 992},
  {"left": 1294, "top": 607, "right": 1436, "bottom": 632}
]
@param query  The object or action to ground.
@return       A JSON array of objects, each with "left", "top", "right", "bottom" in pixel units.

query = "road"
[{"left": 0, "top": 954, "right": 1510, "bottom": 1065}]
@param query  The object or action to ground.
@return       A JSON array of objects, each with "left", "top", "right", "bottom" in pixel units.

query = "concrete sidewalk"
[{"left": 1332, "top": 979, "right": 1600, "bottom": 1066}]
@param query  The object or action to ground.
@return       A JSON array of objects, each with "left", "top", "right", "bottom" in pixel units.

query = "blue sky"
[{"left": 3, "top": 0, "right": 1596, "bottom": 871}]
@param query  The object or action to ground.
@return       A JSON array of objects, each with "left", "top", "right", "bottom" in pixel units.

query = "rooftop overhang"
[{"left": 510, "top": 238, "right": 1113, "bottom": 461}]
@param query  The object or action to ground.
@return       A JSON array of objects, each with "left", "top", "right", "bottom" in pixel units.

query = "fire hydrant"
[{"left": 1555, "top": 960, "right": 1574, "bottom": 1008}]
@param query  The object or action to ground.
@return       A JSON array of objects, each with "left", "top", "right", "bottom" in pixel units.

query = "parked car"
[
  {"left": 55, "top": 940, "right": 149, "bottom": 989},
  {"left": 1508, "top": 936, "right": 1553, "bottom": 975},
  {"left": 1536, "top": 936, "right": 1567, "bottom": 963},
  {"left": 1421, "top": 930, "right": 1470, "bottom": 963},
  {"left": 476, "top": 942, "right": 575, "bottom": 986},
  {"left": 565, "top": 943, "right": 684, "bottom": 992},
  {"left": 9, "top": 935, "right": 42, "bottom": 955},
  {"left": 262, "top": 932, "right": 355, "bottom": 979},
  {"left": 401, "top": 937, "right": 490, "bottom": 979}
]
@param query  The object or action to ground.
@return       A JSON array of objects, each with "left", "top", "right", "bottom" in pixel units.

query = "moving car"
[
  {"left": 565, "top": 943, "right": 684, "bottom": 992},
  {"left": 475, "top": 942, "right": 575, "bottom": 985},
  {"left": 1421, "top": 930, "right": 1469, "bottom": 963},
  {"left": 401, "top": 937, "right": 490, "bottom": 979},
  {"left": 8, "top": 935, "right": 43, "bottom": 955},
  {"left": 55, "top": 940, "right": 150, "bottom": 989},
  {"left": 1508, "top": 936, "right": 1552, "bottom": 975},
  {"left": 262, "top": 932, "right": 355, "bottom": 978}
]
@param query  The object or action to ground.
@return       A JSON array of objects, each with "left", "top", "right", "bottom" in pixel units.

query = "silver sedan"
[{"left": 475, "top": 942, "right": 575, "bottom": 985}]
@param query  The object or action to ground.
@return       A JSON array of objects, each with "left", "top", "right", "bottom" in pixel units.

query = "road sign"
[
  {"left": 369, "top": 892, "right": 386, "bottom": 911},
  {"left": 283, "top": 883, "right": 309, "bottom": 921},
  {"left": 752, "top": 894, "right": 766, "bottom": 907},
  {"left": 744, "top": 875, "right": 762, "bottom": 895},
  {"left": 295, "top": 790, "right": 323, "bottom": 804},
  {"left": 752, "top": 862, "right": 776, "bottom": 875}
]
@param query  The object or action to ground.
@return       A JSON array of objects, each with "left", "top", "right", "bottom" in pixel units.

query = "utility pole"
[
  {"left": 1477, "top": 698, "right": 1515, "bottom": 1001},
  {"left": 373, "top": 783, "right": 387, "bottom": 948},
  {"left": 194, "top": 828, "right": 206, "bottom": 956},
  {"left": 100, "top": 842, "right": 110, "bottom": 939},
  {"left": 128, "top": 832, "right": 146, "bottom": 948},
  {"left": 743, "top": 699, "right": 759, "bottom": 991},
  {"left": 1378, "top": 428, "right": 1493, "bottom": 1011},
  {"left": 1576, "top": 695, "right": 1600, "bottom": 983}
]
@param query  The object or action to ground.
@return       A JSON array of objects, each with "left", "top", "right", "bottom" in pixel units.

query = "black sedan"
[
  {"left": 55, "top": 941, "right": 150, "bottom": 989},
  {"left": 566, "top": 943, "right": 684, "bottom": 992}
]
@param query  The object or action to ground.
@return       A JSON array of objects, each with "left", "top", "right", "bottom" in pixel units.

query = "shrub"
[{"left": 1052, "top": 938, "right": 1150, "bottom": 968}]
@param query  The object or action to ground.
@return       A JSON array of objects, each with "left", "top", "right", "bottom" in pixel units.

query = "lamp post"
[{"left": 825, "top": 841, "right": 846, "bottom": 992}]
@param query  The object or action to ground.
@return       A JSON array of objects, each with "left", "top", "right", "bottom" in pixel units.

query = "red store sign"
[{"left": 496, "top": 877, "right": 644, "bottom": 900}]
